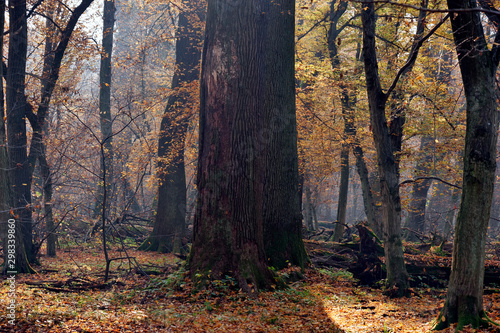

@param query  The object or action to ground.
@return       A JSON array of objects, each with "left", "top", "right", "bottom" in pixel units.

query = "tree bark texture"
[
  {"left": 434, "top": 0, "right": 499, "bottom": 327},
  {"left": 261, "top": 0, "right": 307, "bottom": 269},
  {"left": 189, "top": 0, "right": 276, "bottom": 291},
  {"left": 6, "top": 0, "right": 36, "bottom": 267},
  {"left": 140, "top": 0, "right": 204, "bottom": 253}
]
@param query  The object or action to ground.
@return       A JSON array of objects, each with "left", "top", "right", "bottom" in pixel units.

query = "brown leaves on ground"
[{"left": 1, "top": 245, "right": 499, "bottom": 332}]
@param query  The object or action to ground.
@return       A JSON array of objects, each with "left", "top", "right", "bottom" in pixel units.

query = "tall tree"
[
  {"left": 1, "top": 0, "right": 30, "bottom": 274},
  {"left": 189, "top": 0, "right": 301, "bottom": 291},
  {"left": 262, "top": 0, "right": 307, "bottom": 269},
  {"left": 6, "top": 0, "right": 35, "bottom": 267},
  {"left": 139, "top": 0, "right": 204, "bottom": 253},
  {"left": 433, "top": 0, "right": 500, "bottom": 328},
  {"left": 94, "top": 0, "right": 116, "bottom": 220},
  {"left": 326, "top": 1, "right": 381, "bottom": 238},
  {"left": 361, "top": 0, "right": 448, "bottom": 295},
  {"left": 6, "top": 0, "right": 95, "bottom": 268}
]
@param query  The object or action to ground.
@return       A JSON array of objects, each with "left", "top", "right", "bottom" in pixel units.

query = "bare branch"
[{"left": 399, "top": 176, "right": 462, "bottom": 189}]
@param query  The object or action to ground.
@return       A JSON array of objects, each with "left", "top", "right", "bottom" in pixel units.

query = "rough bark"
[
  {"left": 404, "top": 136, "right": 434, "bottom": 241},
  {"left": 189, "top": 0, "right": 276, "bottom": 292},
  {"left": 6, "top": 0, "right": 36, "bottom": 267},
  {"left": 139, "top": 0, "right": 204, "bottom": 253},
  {"left": 262, "top": 0, "right": 308, "bottom": 270},
  {"left": 433, "top": 0, "right": 500, "bottom": 328},
  {"left": 94, "top": 0, "right": 116, "bottom": 220}
]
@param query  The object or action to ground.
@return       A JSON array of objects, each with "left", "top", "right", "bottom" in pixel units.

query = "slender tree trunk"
[
  {"left": 361, "top": 2, "right": 409, "bottom": 294},
  {"left": 189, "top": 0, "right": 277, "bottom": 292},
  {"left": 352, "top": 122, "right": 382, "bottom": 236},
  {"left": 404, "top": 136, "right": 434, "bottom": 241},
  {"left": 333, "top": 131, "right": 350, "bottom": 241},
  {"left": 139, "top": 0, "right": 204, "bottom": 253},
  {"left": 94, "top": 0, "right": 116, "bottom": 220},
  {"left": 38, "top": 9, "right": 58, "bottom": 257},
  {"left": 328, "top": 0, "right": 350, "bottom": 243},
  {"left": 40, "top": 144, "right": 56, "bottom": 257},
  {"left": 434, "top": 0, "right": 499, "bottom": 326},
  {"left": 304, "top": 185, "right": 314, "bottom": 230},
  {"left": 262, "top": 0, "right": 307, "bottom": 270},
  {"left": 350, "top": 178, "right": 359, "bottom": 221},
  {"left": 326, "top": 1, "right": 381, "bottom": 237},
  {"left": 443, "top": 185, "right": 460, "bottom": 239}
]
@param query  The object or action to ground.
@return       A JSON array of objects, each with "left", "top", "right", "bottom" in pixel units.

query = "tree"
[
  {"left": 0, "top": 0, "right": 30, "bottom": 274},
  {"left": 433, "top": 0, "right": 500, "bottom": 328},
  {"left": 139, "top": 0, "right": 204, "bottom": 254},
  {"left": 326, "top": 0, "right": 359, "bottom": 242},
  {"left": 6, "top": 0, "right": 36, "bottom": 269},
  {"left": 5, "top": 0, "right": 95, "bottom": 269},
  {"left": 361, "top": 0, "right": 448, "bottom": 295},
  {"left": 261, "top": 0, "right": 307, "bottom": 269},
  {"left": 94, "top": 0, "right": 116, "bottom": 220},
  {"left": 189, "top": 0, "right": 302, "bottom": 291}
]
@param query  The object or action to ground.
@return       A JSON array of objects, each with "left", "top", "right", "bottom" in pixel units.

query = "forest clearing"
[{"left": 2, "top": 235, "right": 500, "bottom": 332}]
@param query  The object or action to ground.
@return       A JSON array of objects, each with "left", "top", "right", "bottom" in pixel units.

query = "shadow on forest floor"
[{"left": 1, "top": 243, "right": 500, "bottom": 332}]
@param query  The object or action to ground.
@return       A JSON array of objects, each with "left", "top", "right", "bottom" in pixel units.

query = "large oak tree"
[{"left": 189, "top": 0, "right": 304, "bottom": 291}]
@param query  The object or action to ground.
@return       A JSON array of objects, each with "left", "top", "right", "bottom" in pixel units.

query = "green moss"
[{"left": 432, "top": 302, "right": 499, "bottom": 331}]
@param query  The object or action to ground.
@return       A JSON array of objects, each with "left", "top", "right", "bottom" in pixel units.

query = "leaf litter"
[{"left": 0, "top": 245, "right": 499, "bottom": 332}]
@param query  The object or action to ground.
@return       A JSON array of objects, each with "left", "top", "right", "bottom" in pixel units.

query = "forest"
[{"left": 1, "top": 0, "right": 500, "bottom": 331}]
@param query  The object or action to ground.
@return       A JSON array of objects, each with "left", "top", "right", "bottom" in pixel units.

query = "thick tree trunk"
[
  {"left": 139, "top": 0, "right": 204, "bottom": 253},
  {"left": 434, "top": 0, "right": 499, "bottom": 327},
  {"left": 94, "top": 0, "right": 116, "bottom": 220},
  {"left": 6, "top": 0, "right": 36, "bottom": 268},
  {"left": 404, "top": 136, "right": 433, "bottom": 241},
  {"left": 262, "top": 0, "right": 307, "bottom": 270},
  {"left": 189, "top": 0, "right": 276, "bottom": 292}
]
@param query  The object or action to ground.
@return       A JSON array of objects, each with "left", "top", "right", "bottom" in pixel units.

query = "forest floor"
[{"left": 1, "top": 242, "right": 500, "bottom": 332}]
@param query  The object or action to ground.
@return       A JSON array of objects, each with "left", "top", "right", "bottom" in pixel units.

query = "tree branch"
[
  {"left": 399, "top": 176, "right": 462, "bottom": 189},
  {"left": 385, "top": 13, "right": 450, "bottom": 97}
]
